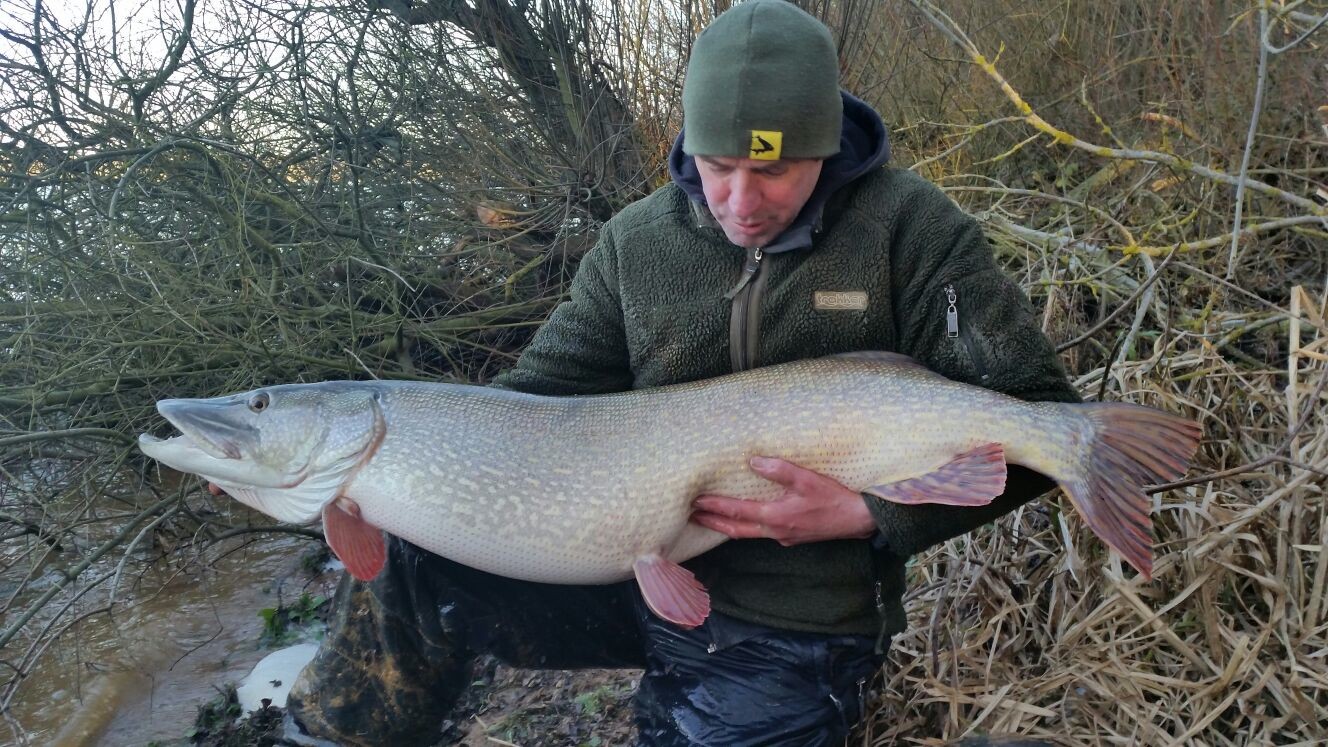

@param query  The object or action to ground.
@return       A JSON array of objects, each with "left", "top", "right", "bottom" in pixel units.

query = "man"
[{"left": 286, "top": 1, "right": 1078, "bottom": 744}]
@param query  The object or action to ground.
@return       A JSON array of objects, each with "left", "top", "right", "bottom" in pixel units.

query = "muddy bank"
[
  {"left": 16, "top": 533, "right": 639, "bottom": 746},
  {"left": 3, "top": 536, "right": 327, "bottom": 747},
  {"left": 194, "top": 660, "right": 639, "bottom": 747},
  {"left": 446, "top": 661, "right": 638, "bottom": 747}
]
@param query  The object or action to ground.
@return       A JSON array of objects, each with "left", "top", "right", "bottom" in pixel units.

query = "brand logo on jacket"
[{"left": 813, "top": 291, "right": 868, "bottom": 311}]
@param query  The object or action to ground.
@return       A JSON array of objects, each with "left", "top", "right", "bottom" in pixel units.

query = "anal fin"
[
  {"left": 322, "top": 497, "right": 386, "bottom": 581},
  {"left": 864, "top": 443, "right": 1006, "bottom": 507},
  {"left": 633, "top": 553, "right": 710, "bottom": 629}
]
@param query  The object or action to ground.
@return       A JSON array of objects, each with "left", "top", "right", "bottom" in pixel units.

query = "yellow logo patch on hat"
[{"left": 749, "top": 130, "right": 782, "bottom": 160}]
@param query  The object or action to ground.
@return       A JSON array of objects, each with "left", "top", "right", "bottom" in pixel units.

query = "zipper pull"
[
  {"left": 873, "top": 580, "right": 889, "bottom": 654},
  {"left": 944, "top": 284, "right": 959, "bottom": 338},
  {"left": 723, "top": 247, "right": 764, "bottom": 300}
]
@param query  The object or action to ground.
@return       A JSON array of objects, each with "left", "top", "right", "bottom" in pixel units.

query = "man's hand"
[{"left": 690, "top": 457, "right": 876, "bottom": 546}]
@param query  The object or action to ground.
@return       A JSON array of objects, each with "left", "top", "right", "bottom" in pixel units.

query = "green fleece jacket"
[{"left": 493, "top": 166, "right": 1079, "bottom": 637}]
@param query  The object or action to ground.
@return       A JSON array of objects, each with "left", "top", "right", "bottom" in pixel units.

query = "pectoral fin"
[
  {"left": 322, "top": 497, "right": 386, "bottom": 581},
  {"left": 864, "top": 443, "right": 1006, "bottom": 507},
  {"left": 633, "top": 553, "right": 710, "bottom": 629}
]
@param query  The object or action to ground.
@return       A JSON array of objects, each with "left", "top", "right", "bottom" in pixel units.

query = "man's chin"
[{"left": 722, "top": 228, "right": 775, "bottom": 248}]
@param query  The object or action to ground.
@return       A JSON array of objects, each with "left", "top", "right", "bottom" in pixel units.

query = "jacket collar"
[{"left": 669, "top": 91, "right": 891, "bottom": 253}]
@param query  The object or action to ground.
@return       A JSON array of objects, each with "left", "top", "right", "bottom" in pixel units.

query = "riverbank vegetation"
[{"left": 2, "top": 1, "right": 1325, "bottom": 743}]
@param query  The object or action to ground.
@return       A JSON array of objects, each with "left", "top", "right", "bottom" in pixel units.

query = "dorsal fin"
[
  {"left": 826, "top": 351, "right": 941, "bottom": 376},
  {"left": 864, "top": 443, "right": 1006, "bottom": 506}
]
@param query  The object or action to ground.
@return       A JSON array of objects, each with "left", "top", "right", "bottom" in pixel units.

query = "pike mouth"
[
  {"left": 139, "top": 394, "right": 329, "bottom": 499},
  {"left": 148, "top": 398, "right": 256, "bottom": 461},
  {"left": 137, "top": 430, "right": 234, "bottom": 461}
]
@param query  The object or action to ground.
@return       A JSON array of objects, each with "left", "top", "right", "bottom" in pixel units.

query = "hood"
[{"left": 668, "top": 91, "right": 891, "bottom": 254}]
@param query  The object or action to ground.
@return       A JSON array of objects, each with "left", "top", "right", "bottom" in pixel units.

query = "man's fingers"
[
  {"left": 749, "top": 456, "right": 796, "bottom": 485},
  {"left": 693, "top": 494, "right": 769, "bottom": 521},
  {"left": 207, "top": 482, "right": 225, "bottom": 497},
  {"left": 749, "top": 456, "right": 828, "bottom": 493},
  {"left": 691, "top": 511, "right": 768, "bottom": 539},
  {"left": 692, "top": 461, "right": 872, "bottom": 546}
]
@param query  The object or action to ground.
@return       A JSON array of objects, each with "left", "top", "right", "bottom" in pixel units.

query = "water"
[{"left": 3, "top": 535, "right": 325, "bottom": 746}]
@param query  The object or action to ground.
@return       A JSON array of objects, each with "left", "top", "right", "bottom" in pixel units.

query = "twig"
[
  {"left": 1266, "top": 7, "right": 1328, "bottom": 54},
  {"left": 0, "top": 495, "right": 178, "bottom": 649},
  {"left": 1058, "top": 248, "right": 1178, "bottom": 353},
  {"left": 0, "top": 429, "right": 136, "bottom": 447},
  {"left": 1115, "top": 252, "right": 1158, "bottom": 368},
  {"left": 1156, "top": 363, "right": 1328, "bottom": 492},
  {"left": 107, "top": 503, "right": 181, "bottom": 607},
  {"left": 1226, "top": 7, "right": 1271, "bottom": 280},
  {"left": 204, "top": 525, "right": 325, "bottom": 544},
  {"left": 906, "top": 0, "right": 1327, "bottom": 217}
]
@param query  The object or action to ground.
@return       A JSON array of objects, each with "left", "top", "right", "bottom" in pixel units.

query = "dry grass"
[
  {"left": 857, "top": 4, "right": 1328, "bottom": 741},
  {"left": 867, "top": 319, "right": 1328, "bottom": 744}
]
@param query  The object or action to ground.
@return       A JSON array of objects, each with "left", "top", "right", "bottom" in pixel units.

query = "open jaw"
[
  {"left": 137, "top": 398, "right": 269, "bottom": 486},
  {"left": 138, "top": 430, "right": 239, "bottom": 478},
  {"left": 139, "top": 427, "right": 232, "bottom": 461},
  {"left": 156, "top": 398, "right": 254, "bottom": 459},
  {"left": 138, "top": 428, "right": 321, "bottom": 523}
]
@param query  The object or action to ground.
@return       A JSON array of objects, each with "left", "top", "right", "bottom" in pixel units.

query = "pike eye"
[{"left": 248, "top": 392, "right": 270, "bottom": 413}]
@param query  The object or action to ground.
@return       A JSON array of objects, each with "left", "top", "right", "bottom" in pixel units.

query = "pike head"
[{"left": 138, "top": 383, "right": 385, "bottom": 524}]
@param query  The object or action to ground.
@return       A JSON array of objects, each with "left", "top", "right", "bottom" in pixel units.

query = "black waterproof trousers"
[{"left": 286, "top": 537, "right": 883, "bottom": 746}]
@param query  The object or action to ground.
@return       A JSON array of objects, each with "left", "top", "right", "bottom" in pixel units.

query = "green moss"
[{"left": 258, "top": 592, "right": 327, "bottom": 646}]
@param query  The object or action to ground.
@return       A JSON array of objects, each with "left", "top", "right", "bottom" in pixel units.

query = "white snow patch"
[{"left": 235, "top": 643, "right": 319, "bottom": 713}]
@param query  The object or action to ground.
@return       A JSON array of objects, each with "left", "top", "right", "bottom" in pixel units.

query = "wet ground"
[
  {"left": 447, "top": 661, "right": 638, "bottom": 747},
  {"left": 191, "top": 660, "right": 639, "bottom": 747},
  {"left": 3, "top": 535, "right": 327, "bottom": 746},
  {"left": 4, "top": 528, "right": 642, "bottom": 747},
  {"left": 5, "top": 531, "right": 1057, "bottom": 746}
]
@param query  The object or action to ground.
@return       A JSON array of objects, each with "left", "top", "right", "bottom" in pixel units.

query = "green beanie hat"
[{"left": 682, "top": 0, "right": 842, "bottom": 160}]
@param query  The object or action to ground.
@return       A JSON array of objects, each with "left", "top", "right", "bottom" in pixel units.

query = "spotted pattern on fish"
[{"left": 139, "top": 354, "right": 1199, "bottom": 591}]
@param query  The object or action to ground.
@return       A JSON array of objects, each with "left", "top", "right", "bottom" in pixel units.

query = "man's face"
[{"left": 695, "top": 156, "right": 823, "bottom": 248}]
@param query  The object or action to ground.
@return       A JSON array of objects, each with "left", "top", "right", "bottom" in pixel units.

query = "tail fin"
[{"left": 1062, "top": 403, "right": 1201, "bottom": 578}]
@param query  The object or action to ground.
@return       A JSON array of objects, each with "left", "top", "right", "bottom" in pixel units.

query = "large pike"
[{"left": 138, "top": 353, "right": 1200, "bottom": 627}]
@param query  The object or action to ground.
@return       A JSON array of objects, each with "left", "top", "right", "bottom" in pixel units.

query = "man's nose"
[{"left": 728, "top": 172, "right": 761, "bottom": 217}]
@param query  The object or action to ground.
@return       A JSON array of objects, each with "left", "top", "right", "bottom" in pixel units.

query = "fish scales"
[
  {"left": 138, "top": 354, "right": 1200, "bottom": 627},
  {"left": 339, "top": 359, "right": 1028, "bottom": 583}
]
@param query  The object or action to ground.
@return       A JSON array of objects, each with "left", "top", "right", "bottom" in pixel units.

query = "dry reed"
[{"left": 857, "top": 3, "right": 1328, "bottom": 744}]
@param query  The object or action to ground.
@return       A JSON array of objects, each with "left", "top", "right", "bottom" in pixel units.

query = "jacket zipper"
[
  {"left": 726, "top": 247, "right": 765, "bottom": 372},
  {"left": 945, "top": 283, "right": 990, "bottom": 383},
  {"left": 724, "top": 246, "right": 764, "bottom": 300}
]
